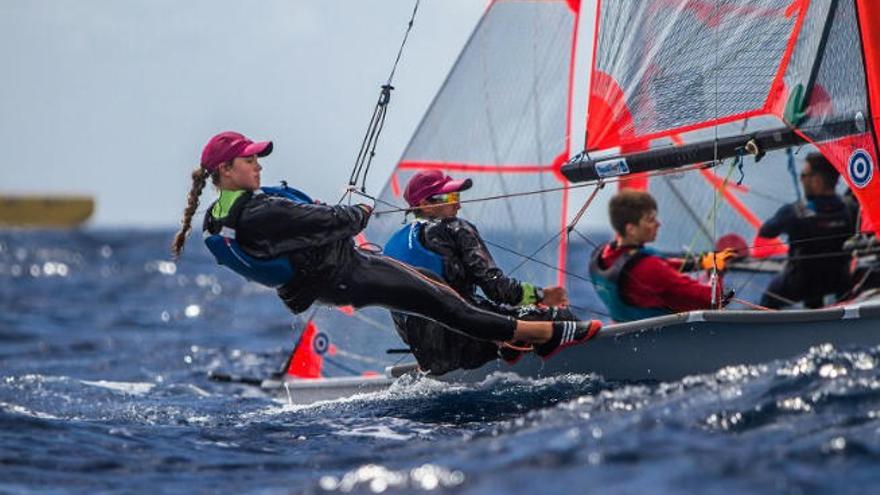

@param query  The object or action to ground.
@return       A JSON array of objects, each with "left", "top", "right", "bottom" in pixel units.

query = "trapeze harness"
[
  {"left": 589, "top": 244, "right": 668, "bottom": 322},
  {"left": 383, "top": 221, "right": 445, "bottom": 280},
  {"left": 203, "top": 184, "right": 313, "bottom": 288}
]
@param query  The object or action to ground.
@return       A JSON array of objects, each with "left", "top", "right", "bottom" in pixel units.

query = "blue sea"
[{"left": 3, "top": 229, "right": 880, "bottom": 494}]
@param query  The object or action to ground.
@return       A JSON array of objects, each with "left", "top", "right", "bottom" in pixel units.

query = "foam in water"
[{"left": 79, "top": 380, "right": 155, "bottom": 396}]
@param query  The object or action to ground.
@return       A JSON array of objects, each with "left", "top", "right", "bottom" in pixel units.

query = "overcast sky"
[{"left": 0, "top": 0, "right": 487, "bottom": 227}]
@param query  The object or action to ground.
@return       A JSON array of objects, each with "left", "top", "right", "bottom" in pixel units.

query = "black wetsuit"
[
  {"left": 758, "top": 195, "right": 855, "bottom": 308},
  {"left": 391, "top": 217, "right": 575, "bottom": 375},
  {"left": 202, "top": 191, "right": 517, "bottom": 342}
]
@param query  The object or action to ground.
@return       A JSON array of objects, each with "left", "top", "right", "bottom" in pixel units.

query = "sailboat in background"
[{"left": 251, "top": 0, "right": 880, "bottom": 403}]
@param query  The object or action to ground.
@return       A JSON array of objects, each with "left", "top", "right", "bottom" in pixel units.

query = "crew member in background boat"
[
  {"left": 589, "top": 190, "right": 735, "bottom": 322},
  {"left": 384, "top": 170, "right": 577, "bottom": 374},
  {"left": 840, "top": 189, "right": 880, "bottom": 297},
  {"left": 171, "top": 131, "right": 601, "bottom": 361},
  {"left": 757, "top": 152, "right": 855, "bottom": 309}
]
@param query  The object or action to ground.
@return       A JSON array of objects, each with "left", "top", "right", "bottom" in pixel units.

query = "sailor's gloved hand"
[
  {"left": 540, "top": 286, "right": 569, "bottom": 307},
  {"left": 700, "top": 248, "right": 738, "bottom": 272}
]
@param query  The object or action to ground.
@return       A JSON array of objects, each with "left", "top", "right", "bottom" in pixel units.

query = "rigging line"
[
  {"left": 359, "top": 90, "right": 393, "bottom": 192},
  {"left": 733, "top": 270, "right": 765, "bottom": 300},
  {"left": 349, "top": 85, "right": 393, "bottom": 195},
  {"left": 345, "top": 0, "right": 421, "bottom": 197},
  {"left": 732, "top": 297, "right": 774, "bottom": 311},
  {"left": 750, "top": 231, "right": 860, "bottom": 251},
  {"left": 569, "top": 181, "right": 606, "bottom": 230},
  {"left": 507, "top": 183, "right": 605, "bottom": 276},
  {"left": 348, "top": 190, "right": 614, "bottom": 317},
  {"left": 840, "top": 264, "right": 878, "bottom": 302},
  {"left": 733, "top": 242, "right": 869, "bottom": 299},
  {"left": 385, "top": 0, "right": 420, "bottom": 86},
  {"left": 482, "top": 238, "right": 588, "bottom": 283},
  {"left": 786, "top": 147, "right": 803, "bottom": 203},
  {"left": 373, "top": 162, "right": 709, "bottom": 216},
  {"left": 770, "top": 249, "right": 866, "bottom": 263},
  {"left": 349, "top": 98, "right": 385, "bottom": 187},
  {"left": 504, "top": 230, "right": 562, "bottom": 276},
  {"left": 710, "top": 0, "right": 720, "bottom": 308},
  {"left": 663, "top": 175, "right": 714, "bottom": 247},
  {"left": 679, "top": 158, "right": 739, "bottom": 269},
  {"left": 759, "top": 289, "right": 800, "bottom": 308},
  {"left": 568, "top": 227, "right": 600, "bottom": 249},
  {"left": 374, "top": 182, "right": 593, "bottom": 216}
]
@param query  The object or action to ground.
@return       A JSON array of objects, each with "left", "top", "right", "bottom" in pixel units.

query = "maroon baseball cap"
[
  {"left": 200, "top": 131, "right": 273, "bottom": 172},
  {"left": 403, "top": 170, "right": 473, "bottom": 207}
]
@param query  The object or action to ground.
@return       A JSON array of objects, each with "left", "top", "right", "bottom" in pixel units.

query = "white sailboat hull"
[
  {"left": 443, "top": 302, "right": 880, "bottom": 383},
  {"left": 274, "top": 299, "right": 880, "bottom": 404}
]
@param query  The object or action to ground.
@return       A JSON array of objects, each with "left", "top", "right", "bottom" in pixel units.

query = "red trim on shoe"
[{"left": 540, "top": 320, "right": 602, "bottom": 362}]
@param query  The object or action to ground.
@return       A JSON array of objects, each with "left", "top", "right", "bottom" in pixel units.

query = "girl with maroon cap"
[
  {"left": 173, "top": 132, "right": 601, "bottom": 362},
  {"left": 385, "top": 170, "right": 579, "bottom": 373}
]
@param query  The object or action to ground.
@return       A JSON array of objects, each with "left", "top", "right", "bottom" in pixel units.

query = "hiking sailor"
[
  {"left": 757, "top": 152, "right": 856, "bottom": 308},
  {"left": 171, "top": 131, "right": 601, "bottom": 359},
  {"left": 384, "top": 170, "right": 578, "bottom": 374},
  {"left": 589, "top": 190, "right": 735, "bottom": 322}
]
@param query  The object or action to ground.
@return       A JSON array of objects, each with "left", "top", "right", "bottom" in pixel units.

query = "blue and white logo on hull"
[
  {"left": 313, "top": 332, "right": 330, "bottom": 355},
  {"left": 848, "top": 149, "right": 874, "bottom": 189}
]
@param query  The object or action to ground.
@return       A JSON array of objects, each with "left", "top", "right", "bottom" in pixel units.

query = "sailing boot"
[{"left": 534, "top": 320, "right": 602, "bottom": 361}]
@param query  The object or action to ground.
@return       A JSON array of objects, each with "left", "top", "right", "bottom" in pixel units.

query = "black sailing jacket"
[
  {"left": 419, "top": 217, "right": 529, "bottom": 305},
  {"left": 202, "top": 191, "right": 370, "bottom": 312},
  {"left": 758, "top": 194, "right": 855, "bottom": 295}
]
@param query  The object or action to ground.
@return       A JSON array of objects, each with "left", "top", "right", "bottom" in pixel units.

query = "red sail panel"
[
  {"left": 808, "top": 134, "right": 880, "bottom": 233},
  {"left": 586, "top": 0, "right": 802, "bottom": 152},
  {"left": 856, "top": 0, "right": 880, "bottom": 152},
  {"left": 793, "top": 0, "right": 880, "bottom": 234},
  {"left": 856, "top": 1, "right": 880, "bottom": 233}
]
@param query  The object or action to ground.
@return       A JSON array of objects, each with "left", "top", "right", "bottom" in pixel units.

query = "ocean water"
[{"left": 2, "top": 229, "right": 880, "bottom": 494}]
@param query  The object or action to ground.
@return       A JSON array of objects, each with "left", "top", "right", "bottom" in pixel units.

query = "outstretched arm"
[{"left": 241, "top": 197, "right": 371, "bottom": 252}]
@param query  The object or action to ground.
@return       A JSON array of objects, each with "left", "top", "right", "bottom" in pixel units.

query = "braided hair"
[{"left": 171, "top": 166, "right": 213, "bottom": 259}]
